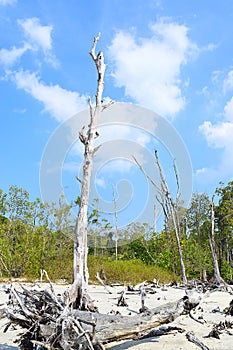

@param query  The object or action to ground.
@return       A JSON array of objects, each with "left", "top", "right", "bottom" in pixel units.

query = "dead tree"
[
  {"left": 133, "top": 150, "right": 187, "bottom": 285},
  {"left": 71, "top": 33, "right": 106, "bottom": 309},
  {"left": 209, "top": 195, "right": 224, "bottom": 285},
  {"left": 154, "top": 150, "right": 187, "bottom": 285},
  {"left": 112, "top": 184, "right": 119, "bottom": 260}
]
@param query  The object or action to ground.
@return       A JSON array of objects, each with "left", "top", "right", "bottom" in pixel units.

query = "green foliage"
[
  {"left": 215, "top": 181, "right": 233, "bottom": 266},
  {"left": 0, "top": 183, "right": 233, "bottom": 284},
  {"left": 220, "top": 259, "right": 233, "bottom": 281},
  {"left": 88, "top": 256, "right": 176, "bottom": 284}
]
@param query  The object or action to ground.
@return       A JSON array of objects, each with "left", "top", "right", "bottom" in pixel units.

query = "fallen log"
[{"left": 71, "top": 298, "right": 186, "bottom": 344}]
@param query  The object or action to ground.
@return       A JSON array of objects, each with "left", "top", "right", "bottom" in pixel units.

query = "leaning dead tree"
[
  {"left": 154, "top": 150, "right": 187, "bottom": 285},
  {"left": 133, "top": 150, "right": 187, "bottom": 285},
  {"left": 112, "top": 184, "right": 119, "bottom": 260},
  {"left": 71, "top": 33, "right": 106, "bottom": 309}
]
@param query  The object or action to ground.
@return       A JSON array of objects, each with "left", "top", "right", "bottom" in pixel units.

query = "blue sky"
[{"left": 1, "top": 0, "right": 233, "bottom": 228}]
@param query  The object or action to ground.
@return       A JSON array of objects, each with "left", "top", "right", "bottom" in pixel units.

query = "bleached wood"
[{"left": 72, "top": 33, "right": 106, "bottom": 309}]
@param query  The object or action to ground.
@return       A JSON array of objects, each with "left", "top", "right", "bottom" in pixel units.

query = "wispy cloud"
[
  {"left": 223, "top": 70, "right": 233, "bottom": 93},
  {"left": 108, "top": 18, "right": 198, "bottom": 117},
  {"left": 0, "top": 0, "right": 16, "bottom": 5},
  {"left": 18, "top": 17, "right": 53, "bottom": 52},
  {"left": 0, "top": 43, "right": 30, "bottom": 66},
  {"left": 18, "top": 17, "right": 58, "bottom": 67},
  {"left": 12, "top": 70, "right": 87, "bottom": 122},
  {"left": 0, "top": 17, "right": 58, "bottom": 68}
]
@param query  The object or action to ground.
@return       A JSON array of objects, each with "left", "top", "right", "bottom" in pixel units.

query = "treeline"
[{"left": 0, "top": 182, "right": 232, "bottom": 282}]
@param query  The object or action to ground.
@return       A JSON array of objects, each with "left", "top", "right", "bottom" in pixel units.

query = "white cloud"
[
  {"left": 223, "top": 70, "right": 233, "bottom": 93},
  {"left": 108, "top": 18, "right": 198, "bottom": 117},
  {"left": 101, "top": 159, "right": 134, "bottom": 174},
  {"left": 0, "top": 44, "right": 30, "bottom": 66},
  {"left": 198, "top": 81, "right": 233, "bottom": 181},
  {"left": 18, "top": 18, "right": 53, "bottom": 52},
  {"left": 199, "top": 121, "right": 233, "bottom": 149},
  {"left": 12, "top": 70, "right": 87, "bottom": 122},
  {"left": 0, "top": 18, "right": 58, "bottom": 68},
  {"left": 97, "top": 125, "right": 151, "bottom": 148},
  {"left": 17, "top": 17, "right": 58, "bottom": 66},
  {"left": 95, "top": 177, "right": 106, "bottom": 189},
  {"left": 0, "top": 0, "right": 16, "bottom": 5}
]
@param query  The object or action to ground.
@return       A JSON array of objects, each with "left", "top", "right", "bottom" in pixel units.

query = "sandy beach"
[{"left": 0, "top": 282, "right": 232, "bottom": 349}]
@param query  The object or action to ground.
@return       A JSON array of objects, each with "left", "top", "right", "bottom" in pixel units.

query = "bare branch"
[
  {"left": 173, "top": 159, "right": 180, "bottom": 202},
  {"left": 102, "top": 99, "right": 115, "bottom": 111},
  {"left": 93, "top": 145, "right": 101, "bottom": 157},
  {"left": 76, "top": 176, "right": 83, "bottom": 184},
  {"left": 89, "top": 33, "right": 101, "bottom": 64},
  {"left": 96, "top": 272, "right": 112, "bottom": 294},
  {"left": 154, "top": 150, "right": 170, "bottom": 199},
  {"left": 88, "top": 96, "right": 93, "bottom": 118},
  {"left": 89, "top": 33, "right": 106, "bottom": 106},
  {"left": 132, "top": 155, "right": 162, "bottom": 194}
]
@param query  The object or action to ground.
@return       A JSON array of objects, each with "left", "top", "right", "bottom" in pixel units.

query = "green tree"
[
  {"left": 187, "top": 192, "right": 211, "bottom": 279},
  {"left": 215, "top": 181, "right": 233, "bottom": 279},
  {"left": 6, "top": 185, "right": 32, "bottom": 222},
  {"left": 187, "top": 192, "right": 211, "bottom": 243}
]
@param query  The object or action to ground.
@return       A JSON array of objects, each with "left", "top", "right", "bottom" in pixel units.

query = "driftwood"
[
  {"left": 189, "top": 308, "right": 205, "bottom": 324},
  {"left": 205, "top": 320, "right": 233, "bottom": 339},
  {"left": 117, "top": 289, "right": 128, "bottom": 307},
  {"left": 138, "top": 325, "right": 184, "bottom": 339},
  {"left": 186, "top": 332, "right": 210, "bottom": 350},
  {"left": 96, "top": 272, "right": 112, "bottom": 294},
  {"left": 0, "top": 283, "right": 199, "bottom": 349},
  {"left": 139, "top": 287, "right": 148, "bottom": 313}
]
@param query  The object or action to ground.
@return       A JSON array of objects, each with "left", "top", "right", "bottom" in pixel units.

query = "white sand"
[{"left": 0, "top": 282, "right": 232, "bottom": 349}]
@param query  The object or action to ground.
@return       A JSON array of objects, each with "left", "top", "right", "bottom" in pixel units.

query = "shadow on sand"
[
  {"left": 0, "top": 345, "right": 18, "bottom": 350},
  {"left": 106, "top": 337, "right": 159, "bottom": 350}
]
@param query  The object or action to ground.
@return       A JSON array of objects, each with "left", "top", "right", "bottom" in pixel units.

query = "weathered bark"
[
  {"left": 73, "top": 299, "right": 185, "bottom": 344},
  {"left": 72, "top": 33, "right": 106, "bottom": 309}
]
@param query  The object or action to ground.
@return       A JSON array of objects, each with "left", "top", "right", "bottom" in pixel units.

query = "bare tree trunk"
[
  {"left": 112, "top": 185, "right": 118, "bottom": 260},
  {"left": 71, "top": 33, "right": 106, "bottom": 309},
  {"left": 153, "top": 204, "right": 157, "bottom": 233},
  {"left": 209, "top": 196, "right": 223, "bottom": 285}
]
